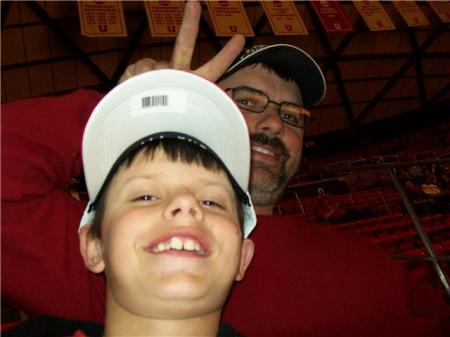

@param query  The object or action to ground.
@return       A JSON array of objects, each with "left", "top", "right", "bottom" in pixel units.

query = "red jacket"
[{"left": 2, "top": 90, "right": 449, "bottom": 337}]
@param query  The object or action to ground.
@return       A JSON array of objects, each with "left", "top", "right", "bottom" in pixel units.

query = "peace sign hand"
[{"left": 119, "top": 0, "right": 245, "bottom": 84}]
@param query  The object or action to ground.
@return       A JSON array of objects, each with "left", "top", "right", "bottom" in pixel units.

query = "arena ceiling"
[{"left": 2, "top": 1, "right": 449, "bottom": 139}]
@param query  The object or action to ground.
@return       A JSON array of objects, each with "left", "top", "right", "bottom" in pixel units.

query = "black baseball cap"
[{"left": 220, "top": 44, "right": 326, "bottom": 107}]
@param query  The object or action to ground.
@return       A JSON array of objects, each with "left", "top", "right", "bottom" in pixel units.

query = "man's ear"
[
  {"left": 235, "top": 239, "right": 255, "bottom": 281},
  {"left": 79, "top": 225, "right": 105, "bottom": 273}
]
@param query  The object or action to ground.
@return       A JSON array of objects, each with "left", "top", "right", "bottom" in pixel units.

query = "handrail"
[
  {"left": 288, "top": 157, "right": 450, "bottom": 190},
  {"left": 387, "top": 168, "right": 450, "bottom": 297},
  {"left": 307, "top": 157, "right": 450, "bottom": 175}
]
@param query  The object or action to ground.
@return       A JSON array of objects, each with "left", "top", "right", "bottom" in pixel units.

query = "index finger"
[
  {"left": 170, "top": 0, "right": 201, "bottom": 71},
  {"left": 194, "top": 34, "right": 245, "bottom": 82}
]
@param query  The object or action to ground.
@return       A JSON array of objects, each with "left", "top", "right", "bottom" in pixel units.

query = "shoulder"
[
  {"left": 2, "top": 315, "right": 103, "bottom": 337},
  {"left": 218, "top": 323, "right": 245, "bottom": 337},
  {"left": 252, "top": 214, "right": 398, "bottom": 270}
]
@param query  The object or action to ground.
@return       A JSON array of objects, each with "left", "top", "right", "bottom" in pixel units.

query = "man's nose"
[
  {"left": 254, "top": 103, "right": 284, "bottom": 137},
  {"left": 163, "top": 193, "right": 203, "bottom": 223}
]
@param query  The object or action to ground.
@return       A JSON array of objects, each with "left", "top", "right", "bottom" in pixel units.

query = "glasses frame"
[{"left": 224, "top": 86, "right": 313, "bottom": 129}]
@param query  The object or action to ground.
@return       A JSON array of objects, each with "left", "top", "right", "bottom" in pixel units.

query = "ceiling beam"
[
  {"left": 26, "top": 1, "right": 111, "bottom": 84},
  {"left": 408, "top": 29, "right": 426, "bottom": 105},
  {"left": 428, "top": 83, "right": 450, "bottom": 104},
  {"left": 199, "top": 6, "right": 224, "bottom": 53},
  {"left": 1, "top": 0, "right": 13, "bottom": 29},
  {"left": 315, "top": 95, "right": 421, "bottom": 109},
  {"left": 247, "top": 12, "right": 268, "bottom": 46},
  {"left": 322, "top": 18, "right": 365, "bottom": 76},
  {"left": 307, "top": 3, "right": 357, "bottom": 128},
  {"left": 356, "top": 23, "right": 448, "bottom": 123},
  {"left": 337, "top": 51, "right": 450, "bottom": 62},
  {"left": 111, "top": 17, "right": 148, "bottom": 85},
  {"left": 4, "top": 48, "right": 449, "bottom": 71},
  {"left": 328, "top": 73, "right": 448, "bottom": 85}
]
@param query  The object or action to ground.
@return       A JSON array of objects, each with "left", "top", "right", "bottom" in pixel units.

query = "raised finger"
[
  {"left": 195, "top": 34, "right": 245, "bottom": 82},
  {"left": 134, "top": 58, "right": 158, "bottom": 74},
  {"left": 118, "top": 58, "right": 157, "bottom": 83},
  {"left": 153, "top": 60, "right": 170, "bottom": 70},
  {"left": 170, "top": 0, "right": 201, "bottom": 71}
]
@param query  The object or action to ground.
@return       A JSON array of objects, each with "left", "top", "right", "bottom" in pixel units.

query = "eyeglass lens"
[{"left": 228, "top": 87, "right": 311, "bottom": 128}]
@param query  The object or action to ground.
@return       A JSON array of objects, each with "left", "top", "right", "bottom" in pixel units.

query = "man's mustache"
[{"left": 250, "top": 133, "right": 290, "bottom": 160}]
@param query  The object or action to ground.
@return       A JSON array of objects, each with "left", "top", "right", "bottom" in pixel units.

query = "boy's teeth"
[
  {"left": 170, "top": 237, "right": 183, "bottom": 250},
  {"left": 184, "top": 239, "right": 196, "bottom": 251},
  {"left": 153, "top": 236, "right": 203, "bottom": 254},
  {"left": 252, "top": 146, "right": 274, "bottom": 157},
  {"left": 155, "top": 243, "right": 166, "bottom": 253}
]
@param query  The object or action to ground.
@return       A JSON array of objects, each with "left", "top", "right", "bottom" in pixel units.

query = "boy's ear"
[
  {"left": 79, "top": 225, "right": 105, "bottom": 273},
  {"left": 235, "top": 239, "right": 255, "bottom": 281}
]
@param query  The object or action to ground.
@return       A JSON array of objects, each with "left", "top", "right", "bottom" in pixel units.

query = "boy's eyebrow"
[
  {"left": 123, "top": 173, "right": 235, "bottom": 193},
  {"left": 123, "top": 174, "right": 160, "bottom": 184}
]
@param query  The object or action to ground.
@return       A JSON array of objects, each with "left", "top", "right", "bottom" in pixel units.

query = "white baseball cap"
[{"left": 80, "top": 69, "right": 256, "bottom": 238}]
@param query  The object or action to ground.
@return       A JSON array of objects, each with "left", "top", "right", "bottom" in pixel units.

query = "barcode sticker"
[
  {"left": 142, "top": 95, "right": 168, "bottom": 108},
  {"left": 131, "top": 89, "right": 186, "bottom": 115}
]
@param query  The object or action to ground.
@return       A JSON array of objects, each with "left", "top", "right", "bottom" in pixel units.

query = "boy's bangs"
[{"left": 123, "top": 139, "right": 223, "bottom": 173}]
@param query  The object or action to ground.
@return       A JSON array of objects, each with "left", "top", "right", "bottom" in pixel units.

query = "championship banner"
[
  {"left": 77, "top": 1, "right": 127, "bottom": 37},
  {"left": 205, "top": 1, "right": 254, "bottom": 37},
  {"left": 311, "top": 1, "right": 353, "bottom": 33},
  {"left": 144, "top": 1, "right": 184, "bottom": 37},
  {"left": 353, "top": 1, "right": 396, "bottom": 31},
  {"left": 261, "top": 1, "right": 308, "bottom": 36},
  {"left": 428, "top": 1, "right": 450, "bottom": 23},
  {"left": 393, "top": 1, "right": 429, "bottom": 27}
]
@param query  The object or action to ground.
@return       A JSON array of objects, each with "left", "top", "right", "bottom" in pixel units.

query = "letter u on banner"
[
  {"left": 353, "top": 0, "right": 396, "bottom": 31},
  {"left": 393, "top": 1, "right": 429, "bottom": 27},
  {"left": 144, "top": 1, "right": 184, "bottom": 37},
  {"left": 77, "top": 0, "right": 127, "bottom": 37},
  {"left": 261, "top": 0, "right": 309, "bottom": 36},
  {"left": 428, "top": 1, "right": 450, "bottom": 23},
  {"left": 311, "top": 1, "right": 353, "bottom": 33},
  {"left": 205, "top": 1, "right": 254, "bottom": 37}
]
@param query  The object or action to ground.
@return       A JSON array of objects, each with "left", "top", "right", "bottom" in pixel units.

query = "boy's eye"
[
  {"left": 132, "top": 194, "right": 157, "bottom": 202},
  {"left": 200, "top": 199, "right": 224, "bottom": 209}
]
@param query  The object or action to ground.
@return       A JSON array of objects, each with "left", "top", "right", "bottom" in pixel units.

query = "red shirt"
[{"left": 2, "top": 90, "right": 449, "bottom": 337}]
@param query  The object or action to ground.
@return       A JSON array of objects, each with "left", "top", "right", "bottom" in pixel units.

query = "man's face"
[
  {"left": 219, "top": 64, "right": 305, "bottom": 212},
  {"left": 83, "top": 149, "right": 254, "bottom": 320}
]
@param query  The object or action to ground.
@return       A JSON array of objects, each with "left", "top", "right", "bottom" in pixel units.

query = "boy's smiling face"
[{"left": 82, "top": 148, "right": 254, "bottom": 319}]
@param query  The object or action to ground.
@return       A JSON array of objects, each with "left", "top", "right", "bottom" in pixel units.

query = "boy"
[{"left": 5, "top": 69, "right": 255, "bottom": 337}]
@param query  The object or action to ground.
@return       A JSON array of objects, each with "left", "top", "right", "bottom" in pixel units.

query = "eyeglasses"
[{"left": 225, "top": 86, "right": 312, "bottom": 129}]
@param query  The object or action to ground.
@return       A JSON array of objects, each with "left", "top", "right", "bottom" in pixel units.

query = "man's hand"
[{"left": 119, "top": 0, "right": 245, "bottom": 84}]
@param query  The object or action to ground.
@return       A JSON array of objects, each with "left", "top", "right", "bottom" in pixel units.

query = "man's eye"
[
  {"left": 133, "top": 195, "right": 157, "bottom": 202},
  {"left": 281, "top": 112, "right": 300, "bottom": 124},
  {"left": 237, "top": 98, "right": 251, "bottom": 106},
  {"left": 235, "top": 96, "right": 259, "bottom": 108},
  {"left": 201, "top": 199, "right": 224, "bottom": 209}
]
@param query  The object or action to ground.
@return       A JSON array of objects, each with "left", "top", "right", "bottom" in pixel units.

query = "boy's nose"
[{"left": 163, "top": 193, "right": 203, "bottom": 223}]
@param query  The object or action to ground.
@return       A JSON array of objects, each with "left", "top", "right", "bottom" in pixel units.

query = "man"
[{"left": 2, "top": 1, "right": 449, "bottom": 336}]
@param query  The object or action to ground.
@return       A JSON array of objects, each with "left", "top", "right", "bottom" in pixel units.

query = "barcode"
[{"left": 142, "top": 95, "right": 168, "bottom": 108}]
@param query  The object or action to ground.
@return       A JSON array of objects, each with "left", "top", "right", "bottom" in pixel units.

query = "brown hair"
[{"left": 89, "top": 138, "right": 244, "bottom": 238}]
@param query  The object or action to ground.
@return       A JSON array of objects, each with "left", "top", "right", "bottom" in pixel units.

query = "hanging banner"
[
  {"left": 353, "top": 1, "right": 396, "bottom": 31},
  {"left": 206, "top": 1, "right": 254, "bottom": 37},
  {"left": 311, "top": 1, "right": 353, "bottom": 33},
  {"left": 77, "top": 1, "right": 127, "bottom": 37},
  {"left": 261, "top": 1, "right": 308, "bottom": 35},
  {"left": 144, "top": 1, "right": 183, "bottom": 37},
  {"left": 393, "top": 1, "right": 429, "bottom": 27},
  {"left": 428, "top": 1, "right": 450, "bottom": 23}
]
